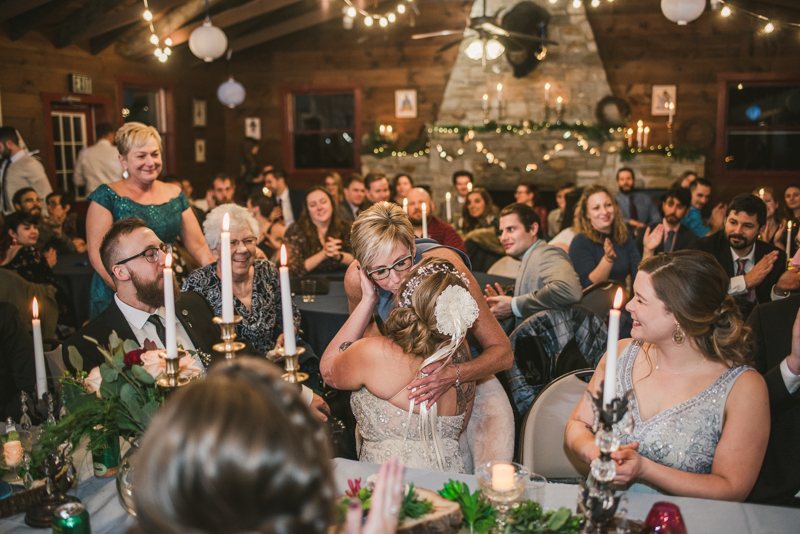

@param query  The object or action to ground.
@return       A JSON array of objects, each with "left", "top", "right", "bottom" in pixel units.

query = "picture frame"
[
  {"left": 651, "top": 85, "right": 676, "bottom": 116},
  {"left": 245, "top": 117, "right": 261, "bottom": 140},
  {"left": 195, "top": 139, "right": 206, "bottom": 163},
  {"left": 193, "top": 99, "right": 207, "bottom": 127},
  {"left": 395, "top": 89, "right": 417, "bottom": 119}
]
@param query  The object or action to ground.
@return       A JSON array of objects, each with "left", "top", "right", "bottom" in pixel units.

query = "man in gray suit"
[
  {"left": 0, "top": 127, "right": 52, "bottom": 214},
  {"left": 484, "top": 203, "right": 583, "bottom": 329}
]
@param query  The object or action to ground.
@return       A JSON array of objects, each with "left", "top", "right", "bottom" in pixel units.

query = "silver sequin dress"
[
  {"left": 617, "top": 340, "right": 751, "bottom": 491},
  {"left": 351, "top": 387, "right": 466, "bottom": 473}
]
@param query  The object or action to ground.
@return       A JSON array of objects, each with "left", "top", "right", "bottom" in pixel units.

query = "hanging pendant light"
[
  {"left": 189, "top": 0, "right": 227, "bottom": 62},
  {"left": 217, "top": 76, "right": 245, "bottom": 108},
  {"left": 660, "top": 0, "right": 705, "bottom": 25}
]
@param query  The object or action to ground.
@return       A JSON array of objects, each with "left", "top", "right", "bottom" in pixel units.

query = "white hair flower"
[{"left": 434, "top": 285, "right": 479, "bottom": 337}]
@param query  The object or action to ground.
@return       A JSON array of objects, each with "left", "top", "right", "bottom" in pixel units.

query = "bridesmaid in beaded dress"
[
  {"left": 85, "top": 123, "right": 213, "bottom": 318},
  {"left": 566, "top": 250, "right": 769, "bottom": 501}
]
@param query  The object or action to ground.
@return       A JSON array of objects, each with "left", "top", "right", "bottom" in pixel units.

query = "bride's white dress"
[{"left": 351, "top": 386, "right": 467, "bottom": 473}]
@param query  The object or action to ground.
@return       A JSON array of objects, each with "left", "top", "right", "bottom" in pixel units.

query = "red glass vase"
[{"left": 643, "top": 501, "right": 687, "bottom": 534}]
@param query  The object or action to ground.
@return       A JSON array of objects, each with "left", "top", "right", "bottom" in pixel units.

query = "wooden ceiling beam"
[
  {"left": 72, "top": 0, "right": 188, "bottom": 43},
  {"left": 0, "top": 0, "right": 53, "bottom": 23},
  {"left": 230, "top": 8, "right": 342, "bottom": 53},
  {"left": 167, "top": 0, "right": 301, "bottom": 47},
  {"left": 54, "top": 0, "right": 130, "bottom": 49},
  {"left": 8, "top": 1, "right": 58, "bottom": 40}
]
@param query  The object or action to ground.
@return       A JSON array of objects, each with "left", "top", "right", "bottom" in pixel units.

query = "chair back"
[
  {"left": 518, "top": 369, "right": 593, "bottom": 482},
  {"left": 580, "top": 280, "right": 624, "bottom": 321}
]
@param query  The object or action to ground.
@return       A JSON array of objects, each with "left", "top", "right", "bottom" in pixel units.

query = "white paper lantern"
[
  {"left": 660, "top": 0, "right": 705, "bottom": 25},
  {"left": 189, "top": 19, "right": 228, "bottom": 62},
  {"left": 217, "top": 77, "right": 245, "bottom": 108}
]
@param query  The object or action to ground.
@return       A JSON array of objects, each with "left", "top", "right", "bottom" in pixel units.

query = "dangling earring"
[
  {"left": 672, "top": 323, "right": 685, "bottom": 345},
  {"left": 122, "top": 169, "right": 129, "bottom": 179}
]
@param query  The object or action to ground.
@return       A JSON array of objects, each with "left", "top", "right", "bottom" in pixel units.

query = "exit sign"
[{"left": 69, "top": 74, "right": 92, "bottom": 95}]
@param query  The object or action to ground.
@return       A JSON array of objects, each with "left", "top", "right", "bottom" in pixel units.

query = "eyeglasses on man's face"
[
  {"left": 367, "top": 252, "right": 413, "bottom": 280},
  {"left": 116, "top": 243, "right": 171, "bottom": 266}
]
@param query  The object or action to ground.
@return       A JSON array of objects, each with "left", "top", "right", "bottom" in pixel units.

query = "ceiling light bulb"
[
  {"left": 397, "top": 4, "right": 405, "bottom": 13},
  {"left": 158, "top": 53, "right": 168, "bottom": 63},
  {"left": 465, "top": 39, "right": 484, "bottom": 60},
  {"left": 485, "top": 39, "right": 505, "bottom": 60},
  {"left": 154, "top": 47, "right": 163, "bottom": 57},
  {"left": 346, "top": 6, "right": 357, "bottom": 17},
  {"left": 388, "top": 13, "right": 396, "bottom": 22},
  {"left": 764, "top": 21, "right": 774, "bottom": 33},
  {"left": 164, "top": 46, "right": 171, "bottom": 55},
  {"left": 720, "top": 6, "right": 731, "bottom": 17},
  {"left": 572, "top": 0, "right": 582, "bottom": 7},
  {"left": 164, "top": 37, "right": 173, "bottom": 46},
  {"left": 379, "top": 17, "right": 388, "bottom": 27},
  {"left": 143, "top": 9, "right": 153, "bottom": 21},
  {"left": 150, "top": 34, "right": 159, "bottom": 45},
  {"left": 364, "top": 16, "right": 373, "bottom": 26}
]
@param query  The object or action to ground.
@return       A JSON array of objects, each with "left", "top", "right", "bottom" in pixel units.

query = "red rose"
[{"left": 123, "top": 348, "right": 145, "bottom": 370}]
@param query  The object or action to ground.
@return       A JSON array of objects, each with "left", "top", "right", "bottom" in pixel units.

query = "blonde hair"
[
  {"left": 574, "top": 184, "right": 629, "bottom": 245},
  {"left": 350, "top": 202, "right": 415, "bottom": 270},
  {"left": 115, "top": 122, "right": 162, "bottom": 158}
]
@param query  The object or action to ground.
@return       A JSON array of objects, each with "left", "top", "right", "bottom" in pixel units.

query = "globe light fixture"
[
  {"left": 660, "top": 0, "right": 706, "bottom": 25},
  {"left": 189, "top": 19, "right": 228, "bottom": 62},
  {"left": 217, "top": 77, "right": 246, "bottom": 108},
  {"left": 485, "top": 38, "right": 505, "bottom": 60},
  {"left": 465, "top": 39, "right": 484, "bottom": 60}
]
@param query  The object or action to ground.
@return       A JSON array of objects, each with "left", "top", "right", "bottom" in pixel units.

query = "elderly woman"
[
  {"left": 566, "top": 251, "right": 769, "bottom": 501},
  {"left": 85, "top": 122, "right": 213, "bottom": 317},
  {"left": 284, "top": 187, "right": 353, "bottom": 277},
  {"left": 182, "top": 204, "right": 320, "bottom": 388}
]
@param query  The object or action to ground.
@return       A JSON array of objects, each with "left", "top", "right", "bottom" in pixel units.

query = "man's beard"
[
  {"left": 726, "top": 233, "right": 756, "bottom": 252},
  {"left": 619, "top": 184, "right": 633, "bottom": 193},
  {"left": 408, "top": 215, "right": 422, "bottom": 225},
  {"left": 130, "top": 270, "right": 179, "bottom": 309},
  {"left": 664, "top": 214, "right": 681, "bottom": 226}
]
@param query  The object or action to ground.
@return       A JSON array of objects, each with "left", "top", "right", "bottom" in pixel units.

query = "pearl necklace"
[{"left": 655, "top": 347, "right": 707, "bottom": 374}]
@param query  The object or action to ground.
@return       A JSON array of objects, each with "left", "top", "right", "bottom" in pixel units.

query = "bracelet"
[{"left": 453, "top": 364, "right": 461, "bottom": 388}]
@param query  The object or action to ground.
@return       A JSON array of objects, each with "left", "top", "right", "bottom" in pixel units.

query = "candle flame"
[
  {"left": 262, "top": 186, "right": 270, "bottom": 196},
  {"left": 403, "top": 198, "right": 408, "bottom": 207},
  {"left": 644, "top": 126, "right": 650, "bottom": 133},
  {"left": 446, "top": 192, "right": 451, "bottom": 199},
  {"left": 422, "top": 202, "right": 427, "bottom": 212},
  {"left": 759, "top": 188, "right": 764, "bottom": 197},
  {"left": 613, "top": 288, "right": 623, "bottom": 309},
  {"left": 556, "top": 96, "right": 563, "bottom": 103},
  {"left": 496, "top": 83, "right": 503, "bottom": 91},
  {"left": 467, "top": 182, "right": 473, "bottom": 192},
  {"left": 637, "top": 120, "right": 643, "bottom": 127},
  {"left": 222, "top": 212, "right": 230, "bottom": 232},
  {"left": 669, "top": 102, "right": 675, "bottom": 110},
  {"left": 165, "top": 252, "right": 173, "bottom": 268},
  {"left": 545, "top": 83, "right": 551, "bottom": 90},
  {"left": 32, "top": 297, "right": 39, "bottom": 319},
  {"left": 280, "top": 244, "right": 287, "bottom": 266},
  {"left": 790, "top": 221, "right": 793, "bottom": 230}
]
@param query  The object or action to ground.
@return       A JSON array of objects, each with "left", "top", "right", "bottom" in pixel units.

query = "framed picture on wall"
[
  {"left": 651, "top": 85, "right": 676, "bottom": 116},
  {"left": 193, "top": 99, "right": 207, "bottom": 127},
  {"left": 195, "top": 139, "right": 206, "bottom": 162},
  {"left": 245, "top": 117, "right": 261, "bottom": 140},
  {"left": 395, "top": 89, "right": 417, "bottom": 119}
]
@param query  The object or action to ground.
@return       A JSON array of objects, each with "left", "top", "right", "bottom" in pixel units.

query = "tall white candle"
[
  {"left": 279, "top": 245, "right": 296, "bottom": 355},
  {"left": 603, "top": 288, "right": 624, "bottom": 407},
  {"left": 421, "top": 202, "right": 428, "bottom": 239},
  {"left": 163, "top": 253, "right": 177, "bottom": 358},
  {"left": 220, "top": 213, "right": 234, "bottom": 322},
  {"left": 403, "top": 198, "right": 408, "bottom": 213},
  {"left": 643, "top": 126, "right": 650, "bottom": 148},
  {"left": 668, "top": 102, "right": 675, "bottom": 126},
  {"left": 556, "top": 96, "right": 563, "bottom": 113},
  {"left": 446, "top": 192, "right": 452, "bottom": 222},
  {"left": 544, "top": 83, "right": 550, "bottom": 104},
  {"left": 787, "top": 221, "right": 793, "bottom": 254},
  {"left": 637, "top": 120, "right": 644, "bottom": 148},
  {"left": 627, "top": 128, "right": 633, "bottom": 148},
  {"left": 31, "top": 298, "right": 47, "bottom": 399}
]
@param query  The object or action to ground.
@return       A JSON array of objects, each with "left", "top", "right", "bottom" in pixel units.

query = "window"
[
  {"left": 283, "top": 87, "right": 361, "bottom": 176},
  {"left": 51, "top": 111, "right": 88, "bottom": 198}
]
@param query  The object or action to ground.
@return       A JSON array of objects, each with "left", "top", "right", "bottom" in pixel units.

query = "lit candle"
[
  {"left": 467, "top": 182, "right": 473, "bottom": 193},
  {"left": 643, "top": 126, "right": 650, "bottom": 148},
  {"left": 163, "top": 253, "right": 177, "bottom": 359},
  {"left": 421, "top": 202, "right": 428, "bottom": 239},
  {"left": 668, "top": 102, "right": 675, "bottom": 126},
  {"left": 556, "top": 96, "right": 563, "bottom": 113},
  {"left": 31, "top": 297, "right": 46, "bottom": 399},
  {"left": 482, "top": 93, "right": 489, "bottom": 113},
  {"left": 787, "top": 221, "right": 793, "bottom": 254},
  {"left": 637, "top": 120, "right": 644, "bottom": 147},
  {"left": 403, "top": 197, "right": 408, "bottom": 213},
  {"left": 279, "top": 245, "right": 296, "bottom": 356},
  {"left": 758, "top": 188, "right": 765, "bottom": 199},
  {"left": 446, "top": 192, "right": 452, "bottom": 222},
  {"left": 627, "top": 128, "right": 633, "bottom": 148},
  {"left": 220, "top": 213, "right": 234, "bottom": 323},
  {"left": 544, "top": 82, "right": 551, "bottom": 104},
  {"left": 603, "top": 288, "right": 624, "bottom": 407},
  {"left": 492, "top": 463, "right": 515, "bottom": 491}
]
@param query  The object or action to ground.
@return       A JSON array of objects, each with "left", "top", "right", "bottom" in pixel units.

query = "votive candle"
[{"left": 492, "top": 463, "right": 515, "bottom": 491}]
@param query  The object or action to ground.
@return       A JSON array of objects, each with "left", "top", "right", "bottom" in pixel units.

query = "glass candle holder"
[{"left": 476, "top": 461, "right": 529, "bottom": 530}]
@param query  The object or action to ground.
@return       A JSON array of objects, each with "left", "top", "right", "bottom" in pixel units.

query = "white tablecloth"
[{"left": 3, "top": 456, "right": 799, "bottom": 533}]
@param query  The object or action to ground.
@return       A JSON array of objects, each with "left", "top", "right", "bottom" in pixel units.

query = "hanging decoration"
[
  {"left": 342, "top": 0, "right": 416, "bottom": 30},
  {"left": 217, "top": 50, "right": 245, "bottom": 108},
  {"left": 712, "top": 0, "right": 800, "bottom": 35},
  {"left": 660, "top": 0, "right": 706, "bottom": 25},
  {"left": 189, "top": 0, "right": 228, "bottom": 62},
  {"left": 142, "top": 0, "right": 172, "bottom": 63}
]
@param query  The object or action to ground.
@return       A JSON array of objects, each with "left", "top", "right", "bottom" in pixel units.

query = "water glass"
[
  {"left": 301, "top": 279, "right": 316, "bottom": 302},
  {"left": 523, "top": 473, "right": 547, "bottom": 504}
]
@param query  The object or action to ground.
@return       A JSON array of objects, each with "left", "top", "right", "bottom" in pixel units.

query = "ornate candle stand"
[
  {"left": 157, "top": 349, "right": 190, "bottom": 388},
  {"left": 578, "top": 385, "right": 635, "bottom": 534},
  {"left": 270, "top": 346, "right": 309, "bottom": 384},
  {"left": 213, "top": 316, "right": 246, "bottom": 361}
]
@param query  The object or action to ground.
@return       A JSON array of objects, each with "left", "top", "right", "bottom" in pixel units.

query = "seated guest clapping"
[
  {"left": 636, "top": 187, "right": 694, "bottom": 259},
  {"left": 569, "top": 184, "right": 641, "bottom": 288},
  {"left": 322, "top": 258, "right": 476, "bottom": 473},
  {"left": 284, "top": 187, "right": 354, "bottom": 277},
  {"left": 135, "top": 357, "right": 402, "bottom": 534},
  {"left": 182, "top": 204, "right": 322, "bottom": 389},
  {"left": 566, "top": 251, "right": 769, "bottom": 501},
  {"left": 2, "top": 212, "right": 57, "bottom": 286}
]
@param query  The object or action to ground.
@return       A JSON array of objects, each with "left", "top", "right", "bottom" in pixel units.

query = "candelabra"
[
  {"left": 577, "top": 385, "right": 635, "bottom": 534},
  {"left": 213, "top": 316, "right": 246, "bottom": 361},
  {"left": 271, "top": 346, "right": 309, "bottom": 384}
]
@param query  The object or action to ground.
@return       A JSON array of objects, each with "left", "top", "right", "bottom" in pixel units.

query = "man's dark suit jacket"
[
  {"left": 338, "top": 201, "right": 357, "bottom": 223},
  {"left": 63, "top": 291, "right": 232, "bottom": 374},
  {"left": 746, "top": 295, "right": 800, "bottom": 505},
  {"left": 634, "top": 222, "right": 695, "bottom": 257},
  {"left": 688, "top": 230, "right": 786, "bottom": 307},
  {"left": 0, "top": 302, "right": 36, "bottom": 422},
  {"left": 287, "top": 189, "right": 306, "bottom": 224}
]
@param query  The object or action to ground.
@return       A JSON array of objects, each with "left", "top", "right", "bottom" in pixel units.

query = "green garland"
[
  {"left": 429, "top": 120, "right": 612, "bottom": 143},
  {"left": 618, "top": 145, "right": 706, "bottom": 162}
]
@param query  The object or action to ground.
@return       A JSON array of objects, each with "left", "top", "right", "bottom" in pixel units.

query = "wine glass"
[{"left": 475, "top": 461, "right": 529, "bottom": 530}]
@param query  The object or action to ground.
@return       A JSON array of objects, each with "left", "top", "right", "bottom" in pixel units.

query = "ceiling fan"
[{"left": 411, "top": 0, "right": 558, "bottom": 64}]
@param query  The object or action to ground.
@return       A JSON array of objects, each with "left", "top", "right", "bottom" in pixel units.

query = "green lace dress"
[{"left": 88, "top": 184, "right": 190, "bottom": 318}]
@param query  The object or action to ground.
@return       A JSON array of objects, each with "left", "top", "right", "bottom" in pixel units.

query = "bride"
[{"left": 321, "top": 257, "right": 477, "bottom": 473}]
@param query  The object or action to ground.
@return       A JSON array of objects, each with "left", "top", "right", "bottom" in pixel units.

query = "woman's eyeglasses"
[
  {"left": 367, "top": 253, "right": 413, "bottom": 280},
  {"left": 230, "top": 237, "right": 257, "bottom": 248},
  {"left": 116, "top": 243, "right": 171, "bottom": 265}
]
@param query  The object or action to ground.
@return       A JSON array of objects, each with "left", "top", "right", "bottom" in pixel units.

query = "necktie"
[
  {"left": 147, "top": 314, "right": 167, "bottom": 346},
  {"left": 629, "top": 195, "right": 638, "bottom": 222},
  {"left": 736, "top": 259, "right": 757, "bottom": 303},
  {"left": 664, "top": 230, "right": 675, "bottom": 252}
]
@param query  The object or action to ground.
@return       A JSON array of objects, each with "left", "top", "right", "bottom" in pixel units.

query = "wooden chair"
[
  {"left": 517, "top": 369, "right": 594, "bottom": 483},
  {"left": 579, "top": 281, "right": 624, "bottom": 322}
]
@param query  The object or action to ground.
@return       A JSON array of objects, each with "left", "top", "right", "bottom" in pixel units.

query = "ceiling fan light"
[
  {"left": 465, "top": 39, "right": 484, "bottom": 60},
  {"left": 485, "top": 39, "right": 505, "bottom": 60}
]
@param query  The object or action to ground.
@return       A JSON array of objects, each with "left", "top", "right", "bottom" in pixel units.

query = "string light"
[
  {"left": 345, "top": 0, "right": 412, "bottom": 29},
  {"left": 715, "top": 1, "right": 800, "bottom": 35},
  {"left": 143, "top": 9, "right": 153, "bottom": 21},
  {"left": 346, "top": 6, "right": 356, "bottom": 17},
  {"left": 364, "top": 16, "right": 373, "bottom": 26},
  {"left": 720, "top": 5, "right": 731, "bottom": 17},
  {"left": 142, "top": 0, "right": 169, "bottom": 63},
  {"left": 764, "top": 21, "right": 775, "bottom": 33},
  {"left": 164, "top": 37, "right": 173, "bottom": 46},
  {"left": 150, "top": 34, "right": 159, "bottom": 45}
]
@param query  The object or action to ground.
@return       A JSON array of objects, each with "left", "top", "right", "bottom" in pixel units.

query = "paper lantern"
[
  {"left": 660, "top": 0, "right": 705, "bottom": 25},
  {"left": 217, "top": 77, "right": 245, "bottom": 108},
  {"left": 189, "top": 19, "right": 228, "bottom": 62}
]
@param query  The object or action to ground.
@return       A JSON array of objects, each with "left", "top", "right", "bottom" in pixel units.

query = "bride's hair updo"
[
  {"left": 384, "top": 257, "right": 470, "bottom": 359},
  {"left": 639, "top": 250, "right": 753, "bottom": 367}
]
